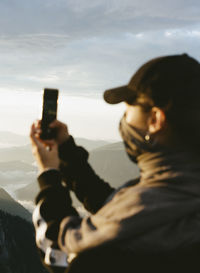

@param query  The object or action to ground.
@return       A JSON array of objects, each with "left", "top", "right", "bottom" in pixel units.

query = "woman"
[{"left": 31, "top": 53, "right": 200, "bottom": 273}]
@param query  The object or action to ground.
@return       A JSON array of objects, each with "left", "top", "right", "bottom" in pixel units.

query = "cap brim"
[{"left": 103, "top": 85, "right": 137, "bottom": 104}]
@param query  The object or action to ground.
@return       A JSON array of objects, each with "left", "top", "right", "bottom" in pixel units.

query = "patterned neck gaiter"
[{"left": 119, "top": 114, "right": 156, "bottom": 163}]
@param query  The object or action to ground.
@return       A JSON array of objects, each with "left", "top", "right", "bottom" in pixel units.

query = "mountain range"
[
  {"left": 14, "top": 141, "right": 139, "bottom": 206},
  {"left": 0, "top": 131, "right": 29, "bottom": 148},
  {"left": 0, "top": 131, "right": 140, "bottom": 208},
  {"left": 0, "top": 130, "right": 109, "bottom": 151},
  {"left": 88, "top": 141, "right": 139, "bottom": 188}
]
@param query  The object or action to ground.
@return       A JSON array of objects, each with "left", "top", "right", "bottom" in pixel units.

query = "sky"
[{"left": 0, "top": 0, "right": 200, "bottom": 140}]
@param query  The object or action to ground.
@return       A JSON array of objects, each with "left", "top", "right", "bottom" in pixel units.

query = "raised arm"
[
  {"left": 30, "top": 121, "right": 115, "bottom": 272},
  {"left": 31, "top": 119, "right": 115, "bottom": 214},
  {"left": 58, "top": 136, "right": 115, "bottom": 213}
]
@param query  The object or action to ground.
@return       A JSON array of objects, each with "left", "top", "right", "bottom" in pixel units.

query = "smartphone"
[{"left": 40, "top": 88, "right": 59, "bottom": 139}]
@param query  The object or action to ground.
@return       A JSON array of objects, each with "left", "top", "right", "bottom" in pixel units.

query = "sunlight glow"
[{"left": 0, "top": 90, "right": 125, "bottom": 141}]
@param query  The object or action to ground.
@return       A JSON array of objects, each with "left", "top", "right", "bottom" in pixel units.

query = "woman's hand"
[
  {"left": 49, "top": 120, "right": 70, "bottom": 145},
  {"left": 33, "top": 119, "right": 70, "bottom": 147},
  {"left": 30, "top": 123, "right": 60, "bottom": 173}
]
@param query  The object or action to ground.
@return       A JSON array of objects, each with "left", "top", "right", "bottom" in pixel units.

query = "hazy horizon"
[{"left": 0, "top": 90, "right": 125, "bottom": 141}]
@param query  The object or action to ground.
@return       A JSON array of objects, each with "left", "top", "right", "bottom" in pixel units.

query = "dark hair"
[{"left": 137, "top": 86, "right": 200, "bottom": 152}]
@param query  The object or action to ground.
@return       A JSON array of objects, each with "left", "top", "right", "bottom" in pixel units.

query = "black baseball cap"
[{"left": 103, "top": 53, "right": 200, "bottom": 108}]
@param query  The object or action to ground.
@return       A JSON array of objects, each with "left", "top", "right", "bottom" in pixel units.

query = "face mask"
[{"left": 119, "top": 114, "right": 154, "bottom": 163}]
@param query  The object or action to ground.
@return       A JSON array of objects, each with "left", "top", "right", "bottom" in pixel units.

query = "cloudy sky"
[{"left": 0, "top": 0, "right": 200, "bottom": 140}]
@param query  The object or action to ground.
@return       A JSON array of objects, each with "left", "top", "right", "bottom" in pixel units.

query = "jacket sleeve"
[
  {"left": 58, "top": 136, "right": 115, "bottom": 214},
  {"left": 33, "top": 170, "right": 121, "bottom": 272},
  {"left": 32, "top": 169, "right": 79, "bottom": 273}
]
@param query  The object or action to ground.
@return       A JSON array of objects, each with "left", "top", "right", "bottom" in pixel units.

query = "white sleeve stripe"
[
  {"left": 32, "top": 201, "right": 69, "bottom": 267},
  {"left": 32, "top": 200, "right": 52, "bottom": 252},
  {"left": 45, "top": 247, "right": 68, "bottom": 267}
]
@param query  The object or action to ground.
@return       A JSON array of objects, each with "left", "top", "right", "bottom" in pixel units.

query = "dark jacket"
[{"left": 34, "top": 136, "right": 200, "bottom": 273}]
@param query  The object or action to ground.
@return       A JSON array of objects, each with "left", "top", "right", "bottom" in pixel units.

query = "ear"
[{"left": 148, "top": 107, "right": 166, "bottom": 134}]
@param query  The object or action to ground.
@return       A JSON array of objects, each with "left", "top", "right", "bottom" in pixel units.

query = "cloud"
[
  {"left": 0, "top": 27, "right": 200, "bottom": 96},
  {"left": 0, "top": 0, "right": 200, "bottom": 97},
  {"left": 0, "top": 0, "right": 200, "bottom": 38}
]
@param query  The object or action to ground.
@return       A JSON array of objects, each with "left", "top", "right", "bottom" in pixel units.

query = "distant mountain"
[
  {"left": 0, "top": 188, "right": 32, "bottom": 222},
  {"left": 0, "top": 160, "right": 36, "bottom": 172},
  {"left": 0, "top": 209, "right": 47, "bottom": 273},
  {"left": 15, "top": 182, "right": 40, "bottom": 204},
  {"left": 0, "top": 171, "right": 36, "bottom": 187},
  {"left": 0, "top": 135, "right": 111, "bottom": 163},
  {"left": 75, "top": 138, "right": 110, "bottom": 151},
  {"left": 0, "top": 131, "right": 29, "bottom": 147},
  {"left": 0, "top": 144, "right": 34, "bottom": 164},
  {"left": 0, "top": 160, "right": 37, "bottom": 187},
  {"left": 88, "top": 142, "right": 139, "bottom": 188},
  {"left": 93, "top": 142, "right": 124, "bottom": 151},
  {"left": 15, "top": 142, "right": 139, "bottom": 203}
]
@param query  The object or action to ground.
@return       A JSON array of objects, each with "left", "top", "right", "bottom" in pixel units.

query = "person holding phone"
[{"left": 31, "top": 54, "right": 200, "bottom": 273}]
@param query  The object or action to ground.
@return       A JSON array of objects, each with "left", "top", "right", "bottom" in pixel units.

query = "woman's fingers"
[
  {"left": 31, "top": 119, "right": 69, "bottom": 146},
  {"left": 48, "top": 120, "right": 69, "bottom": 145},
  {"left": 49, "top": 119, "right": 63, "bottom": 128}
]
